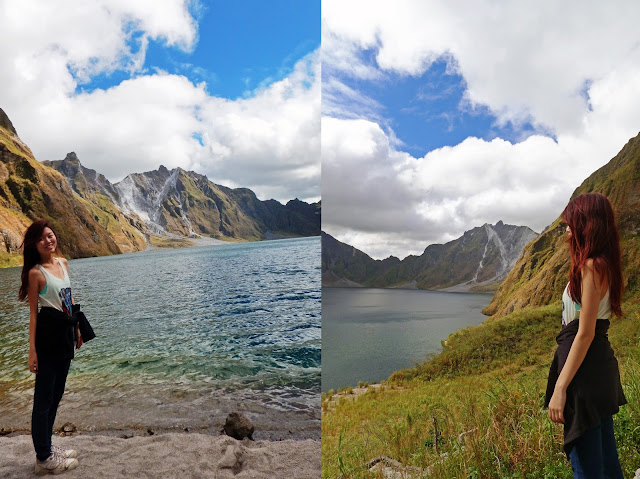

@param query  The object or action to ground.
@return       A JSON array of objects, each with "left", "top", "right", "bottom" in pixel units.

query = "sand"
[{"left": 0, "top": 433, "right": 320, "bottom": 478}]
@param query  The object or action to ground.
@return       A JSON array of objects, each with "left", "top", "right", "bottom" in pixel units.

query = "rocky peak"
[
  {"left": 63, "top": 152, "right": 80, "bottom": 164},
  {"left": 323, "top": 222, "right": 537, "bottom": 291}
]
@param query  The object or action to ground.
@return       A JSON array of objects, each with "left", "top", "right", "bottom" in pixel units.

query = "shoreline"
[
  {"left": 0, "top": 431, "right": 320, "bottom": 478},
  {"left": 322, "top": 287, "right": 492, "bottom": 393},
  {"left": 0, "top": 384, "right": 321, "bottom": 441},
  {"left": 0, "top": 234, "right": 320, "bottom": 269},
  {"left": 321, "top": 284, "right": 494, "bottom": 294},
  {"left": 0, "top": 417, "right": 320, "bottom": 443}
]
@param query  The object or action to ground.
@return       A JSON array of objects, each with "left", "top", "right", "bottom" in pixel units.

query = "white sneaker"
[
  {"left": 52, "top": 445, "right": 78, "bottom": 459},
  {"left": 34, "top": 453, "right": 79, "bottom": 475}
]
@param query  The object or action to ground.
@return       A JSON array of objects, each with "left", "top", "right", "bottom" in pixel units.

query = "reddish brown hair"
[
  {"left": 18, "top": 219, "right": 59, "bottom": 301},
  {"left": 561, "top": 193, "right": 623, "bottom": 316}
]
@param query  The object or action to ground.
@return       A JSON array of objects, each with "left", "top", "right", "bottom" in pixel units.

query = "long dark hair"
[
  {"left": 18, "top": 219, "right": 59, "bottom": 301},
  {"left": 561, "top": 193, "right": 623, "bottom": 316}
]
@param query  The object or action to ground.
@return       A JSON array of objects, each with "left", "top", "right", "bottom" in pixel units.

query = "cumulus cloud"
[
  {"left": 323, "top": 105, "right": 640, "bottom": 259},
  {"left": 323, "top": 0, "right": 640, "bottom": 135},
  {"left": 0, "top": 1, "right": 320, "bottom": 203},
  {"left": 321, "top": 0, "right": 640, "bottom": 258},
  {"left": 196, "top": 52, "right": 320, "bottom": 202}
]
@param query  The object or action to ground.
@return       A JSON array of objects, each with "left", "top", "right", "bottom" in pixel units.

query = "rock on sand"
[{"left": 0, "top": 433, "right": 320, "bottom": 478}]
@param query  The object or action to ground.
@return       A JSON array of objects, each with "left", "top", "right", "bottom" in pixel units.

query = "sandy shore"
[{"left": 0, "top": 432, "right": 320, "bottom": 478}]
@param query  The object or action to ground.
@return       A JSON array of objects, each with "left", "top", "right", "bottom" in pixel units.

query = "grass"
[
  {"left": 148, "top": 235, "right": 195, "bottom": 249},
  {"left": 0, "top": 251, "right": 22, "bottom": 268},
  {"left": 322, "top": 303, "right": 640, "bottom": 478},
  {"left": 75, "top": 194, "right": 147, "bottom": 252},
  {"left": 0, "top": 125, "right": 32, "bottom": 160}
]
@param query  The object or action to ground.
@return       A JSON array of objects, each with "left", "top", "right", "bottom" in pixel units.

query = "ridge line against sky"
[
  {"left": 321, "top": 0, "right": 640, "bottom": 260},
  {"left": 0, "top": 0, "right": 320, "bottom": 204}
]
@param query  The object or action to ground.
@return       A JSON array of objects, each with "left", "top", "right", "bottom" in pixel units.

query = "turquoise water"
[
  {"left": 0, "top": 237, "right": 320, "bottom": 438},
  {"left": 321, "top": 287, "right": 490, "bottom": 392}
]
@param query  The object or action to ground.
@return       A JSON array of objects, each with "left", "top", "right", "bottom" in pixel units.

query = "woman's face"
[{"left": 36, "top": 227, "right": 57, "bottom": 256}]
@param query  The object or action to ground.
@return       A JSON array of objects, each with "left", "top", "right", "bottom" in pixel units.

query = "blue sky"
[
  {"left": 0, "top": 0, "right": 320, "bottom": 202},
  {"left": 322, "top": 0, "right": 640, "bottom": 259},
  {"left": 77, "top": 1, "right": 319, "bottom": 100},
  {"left": 115, "top": 1, "right": 318, "bottom": 100},
  {"left": 333, "top": 57, "right": 541, "bottom": 158}
]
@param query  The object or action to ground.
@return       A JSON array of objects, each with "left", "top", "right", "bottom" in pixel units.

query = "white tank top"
[
  {"left": 37, "top": 258, "right": 73, "bottom": 315},
  {"left": 561, "top": 282, "right": 611, "bottom": 327}
]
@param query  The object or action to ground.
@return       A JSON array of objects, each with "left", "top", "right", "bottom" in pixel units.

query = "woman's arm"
[
  {"left": 548, "top": 259, "right": 605, "bottom": 423},
  {"left": 27, "top": 268, "right": 42, "bottom": 374}
]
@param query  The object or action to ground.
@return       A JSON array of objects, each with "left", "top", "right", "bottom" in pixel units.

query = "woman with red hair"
[{"left": 545, "top": 193, "right": 626, "bottom": 478}]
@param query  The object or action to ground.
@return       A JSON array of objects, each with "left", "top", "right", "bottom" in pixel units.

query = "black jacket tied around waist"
[
  {"left": 36, "top": 305, "right": 95, "bottom": 359},
  {"left": 544, "top": 318, "right": 626, "bottom": 457}
]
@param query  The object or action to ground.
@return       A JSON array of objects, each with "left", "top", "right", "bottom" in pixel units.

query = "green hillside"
[
  {"left": 485, "top": 132, "right": 640, "bottom": 317},
  {"left": 322, "top": 302, "right": 640, "bottom": 478},
  {"left": 0, "top": 109, "right": 121, "bottom": 264},
  {"left": 321, "top": 131, "right": 640, "bottom": 478}
]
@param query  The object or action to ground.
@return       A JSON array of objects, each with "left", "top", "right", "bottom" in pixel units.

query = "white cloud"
[
  {"left": 323, "top": 0, "right": 640, "bottom": 135},
  {"left": 197, "top": 52, "right": 321, "bottom": 201},
  {"left": 322, "top": 0, "right": 640, "bottom": 258},
  {"left": 3, "top": 0, "right": 197, "bottom": 84},
  {"left": 0, "top": 1, "right": 320, "bottom": 203},
  {"left": 323, "top": 111, "right": 640, "bottom": 259}
]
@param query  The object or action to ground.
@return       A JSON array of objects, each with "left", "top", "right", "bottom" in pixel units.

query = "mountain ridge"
[
  {"left": 0, "top": 108, "right": 320, "bottom": 264},
  {"left": 45, "top": 153, "right": 321, "bottom": 244},
  {"left": 322, "top": 221, "right": 538, "bottom": 292}
]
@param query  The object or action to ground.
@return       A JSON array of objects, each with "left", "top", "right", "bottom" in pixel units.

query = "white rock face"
[
  {"left": 470, "top": 223, "right": 538, "bottom": 286},
  {"left": 114, "top": 169, "right": 182, "bottom": 234}
]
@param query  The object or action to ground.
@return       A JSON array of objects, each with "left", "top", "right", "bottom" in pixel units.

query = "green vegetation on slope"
[
  {"left": 0, "top": 251, "right": 22, "bottom": 268},
  {"left": 1, "top": 109, "right": 122, "bottom": 261},
  {"left": 322, "top": 132, "right": 640, "bottom": 479},
  {"left": 148, "top": 235, "right": 195, "bottom": 249},
  {"left": 322, "top": 303, "right": 640, "bottom": 478},
  {"left": 486, "top": 131, "right": 640, "bottom": 317}
]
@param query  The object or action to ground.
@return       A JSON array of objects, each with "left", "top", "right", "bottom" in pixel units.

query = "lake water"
[
  {"left": 322, "top": 287, "right": 491, "bottom": 392},
  {"left": 0, "top": 237, "right": 320, "bottom": 439}
]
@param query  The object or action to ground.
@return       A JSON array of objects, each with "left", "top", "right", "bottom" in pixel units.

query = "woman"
[
  {"left": 545, "top": 193, "right": 626, "bottom": 478},
  {"left": 19, "top": 219, "right": 81, "bottom": 475}
]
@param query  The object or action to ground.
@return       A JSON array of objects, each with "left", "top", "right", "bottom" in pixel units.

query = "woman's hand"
[
  {"left": 548, "top": 386, "right": 566, "bottom": 424},
  {"left": 77, "top": 328, "right": 83, "bottom": 349},
  {"left": 548, "top": 260, "right": 603, "bottom": 425},
  {"left": 29, "top": 349, "right": 38, "bottom": 374}
]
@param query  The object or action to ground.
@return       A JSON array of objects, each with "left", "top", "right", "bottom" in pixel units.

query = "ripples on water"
[{"left": 0, "top": 237, "right": 320, "bottom": 436}]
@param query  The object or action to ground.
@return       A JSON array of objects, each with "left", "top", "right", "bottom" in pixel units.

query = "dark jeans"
[
  {"left": 569, "top": 416, "right": 624, "bottom": 479},
  {"left": 31, "top": 355, "right": 71, "bottom": 461}
]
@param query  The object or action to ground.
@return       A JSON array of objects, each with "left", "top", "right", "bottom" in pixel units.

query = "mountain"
[
  {"left": 322, "top": 221, "right": 538, "bottom": 291},
  {"left": 484, "top": 131, "right": 640, "bottom": 317},
  {"left": 45, "top": 154, "right": 321, "bottom": 243},
  {"left": 0, "top": 109, "right": 121, "bottom": 259},
  {"left": 42, "top": 153, "right": 148, "bottom": 252},
  {"left": 0, "top": 107, "right": 320, "bottom": 264}
]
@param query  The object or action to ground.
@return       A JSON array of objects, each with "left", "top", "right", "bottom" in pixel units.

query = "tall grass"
[{"left": 322, "top": 303, "right": 640, "bottom": 478}]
